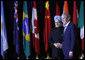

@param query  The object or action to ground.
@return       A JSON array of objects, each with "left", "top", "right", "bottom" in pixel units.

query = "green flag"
[
  {"left": 22, "top": 1, "right": 31, "bottom": 57},
  {"left": 78, "top": 1, "right": 84, "bottom": 28},
  {"left": 78, "top": 1, "right": 84, "bottom": 50}
]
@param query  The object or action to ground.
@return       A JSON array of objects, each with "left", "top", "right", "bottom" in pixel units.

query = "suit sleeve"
[
  {"left": 48, "top": 30, "right": 55, "bottom": 46},
  {"left": 70, "top": 24, "right": 76, "bottom": 52}
]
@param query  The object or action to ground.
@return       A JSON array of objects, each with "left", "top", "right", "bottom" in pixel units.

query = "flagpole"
[
  {"left": 3, "top": 55, "right": 5, "bottom": 59},
  {"left": 17, "top": 56, "right": 20, "bottom": 59},
  {"left": 45, "top": 52, "right": 51, "bottom": 59},
  {"left": 26, "top": 57, "right": 29, "bottom": 59},
  {"left": 17, "top": 53, "right": 19, "bottom": 59},
  {"left": 79, "top": 53, "right": 84, "bottom": 59},
  {"left": 3, "top": 57, "right": 5, "bottom": 59},
  {"left": 36, "top": 53, "right": 39, "bottom": 59},
  {"left": 3, "top": 51, "right": 6, "bottom": 59}
]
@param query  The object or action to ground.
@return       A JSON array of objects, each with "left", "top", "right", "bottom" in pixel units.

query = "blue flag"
[
  {"left": 13, "top": 1, "right": 19, "bottom": 56},
  {"left": 1, "top": 1, "right": 8, "bottom": 58}
]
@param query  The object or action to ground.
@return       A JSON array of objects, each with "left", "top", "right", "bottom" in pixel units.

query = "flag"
[
  {"left": 22, "top": 1, "right": 31, "bottom": 57},
  {"left": 63, "top": 1, "right": 69, "bottom": 14},
  {"left": 56, "top": 3, "right": 60, "bottom": 15},
  {"left": 1, "top": 1, "right": 8, "bottom": 58},
  {"left": 13, "top": 1, "right": 19, "bottom": 55},
  {"left": 31, "top": 1, "right": 40, "bottom": 54},
  {"left": 78, "top": 1, "right": 84, "bottom": 50},
  {"left": 43, "top": 1, "right": 51, "bottom": 52},
  {"left": 72, "top": 1, "right": 78, "bottom": 26},
  {"left": 55, "top": 2, "right": 61, "bottom": 27}
]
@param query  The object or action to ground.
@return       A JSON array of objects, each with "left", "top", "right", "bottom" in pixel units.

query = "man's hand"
[
  {"left": 69, "top": 51, "right": 73, "bottom": 57},
  {"left": 59, "top": 44, "right": 62, "bottom": 49},
  {"left": 54, "top": 43, "right": 58, "bottom": 48},
  {"left": 54, "top": 43, "right": 62, "bottom": 48}
]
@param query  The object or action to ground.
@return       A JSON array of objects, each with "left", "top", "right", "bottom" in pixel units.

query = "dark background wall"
[{"left": 1, "top": 1, "right": 82, "bottom": 59}]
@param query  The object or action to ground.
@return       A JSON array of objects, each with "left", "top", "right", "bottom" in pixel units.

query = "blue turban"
[{"left": 54, "top": 15, "right": 62, "bottom": 22}]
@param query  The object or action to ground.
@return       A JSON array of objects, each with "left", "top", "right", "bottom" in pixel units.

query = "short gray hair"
[{"left": 62, "top": 13, "right": 71, "bottom": 19}]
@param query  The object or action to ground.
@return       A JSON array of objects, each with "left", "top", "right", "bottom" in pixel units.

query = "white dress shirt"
[{"left": 63, "top": 21, "right": 71, "bottom": 33}]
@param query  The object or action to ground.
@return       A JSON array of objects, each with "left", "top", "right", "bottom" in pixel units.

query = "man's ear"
[
  {"left": 68, "top": 15, "right": 71, "bottom": 20},
  {"left": 67, "top": 17, "right": 71, "bottom": 21}
]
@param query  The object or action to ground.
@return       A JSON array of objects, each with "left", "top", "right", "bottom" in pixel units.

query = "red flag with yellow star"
[{"left": 43, "top": 1, "right": 51, "bottom": 52}]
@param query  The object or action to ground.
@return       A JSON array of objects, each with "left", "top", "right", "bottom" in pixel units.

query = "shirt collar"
[{"left": 63, "top": 21, "right": 70, "bottom": 27}]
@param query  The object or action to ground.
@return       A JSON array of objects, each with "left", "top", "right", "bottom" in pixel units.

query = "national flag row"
[{"left": 1, "top": 1, "right": 84, "bottom": 58}]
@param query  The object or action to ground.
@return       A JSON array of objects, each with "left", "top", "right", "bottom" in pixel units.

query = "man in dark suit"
[
  {"left": 49, "top": 15, "right": 64, "bottom": 59},
  {"left": 60, "top": 13, "right": 76, "bottom": 59}
]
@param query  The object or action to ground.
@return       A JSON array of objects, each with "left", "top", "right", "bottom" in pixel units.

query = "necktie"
[{"left": 64, "top": 26, "right": 66, "bottom": 33}]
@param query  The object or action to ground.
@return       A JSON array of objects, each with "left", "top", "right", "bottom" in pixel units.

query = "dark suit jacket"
[
  {"left": 62, "top": 22, "right": 76, "bottom": 57},
  {"left": 49, "top": 26, "right": 64, "bottom": 58}
]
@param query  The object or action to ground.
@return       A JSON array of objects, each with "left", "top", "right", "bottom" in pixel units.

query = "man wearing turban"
[{"left": 49, "top": 15, "right": 64, "bottom": 59}]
